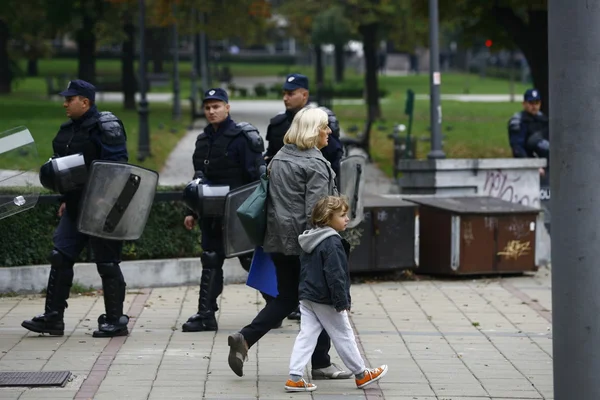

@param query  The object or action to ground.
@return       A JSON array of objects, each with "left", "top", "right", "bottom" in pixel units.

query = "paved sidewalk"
[{"left": 0, "top": 267, "right": 553, "bottom": 399}]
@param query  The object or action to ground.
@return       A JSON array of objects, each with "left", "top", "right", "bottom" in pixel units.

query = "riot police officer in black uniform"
[
  {"left": 264, "top": 73, "right": 343, "bottom": 181},
  {"left": 22, "top": 79, "right": 130, "bottom": 338},
  {"left": 508, "top": 88, "right": 550, "bottom": 177},
  {"left": 264, "top": 73, "right": 344, "bottom": 321},
  {"left": 181, "top": 88, "right": 266, "bottom": 332}
]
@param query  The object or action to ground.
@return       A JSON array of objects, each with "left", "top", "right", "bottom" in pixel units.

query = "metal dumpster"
[
  {"left": 405, "top": 196, "right": 540, "bottom": 275},
  {"left": 345, "top": 195, "right": 417, "bottom": 272}
]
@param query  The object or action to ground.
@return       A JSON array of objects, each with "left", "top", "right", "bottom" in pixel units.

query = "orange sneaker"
[
  {"left": 355, "top": 365, "right": 388, "bottom": 389},
  {"left": 284, "top": 378, "right": 317, "bottom": 392}
]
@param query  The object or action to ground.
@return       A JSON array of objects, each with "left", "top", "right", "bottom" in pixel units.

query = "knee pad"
[
  {"left": 48, "top": 249, "right": 74, "bottom": 269},
  {"left": 96, "top": 262, "right": 124, "bottom": 280},
  {"left": 201, "top": 251, "right": 224, "bottom": 270}
]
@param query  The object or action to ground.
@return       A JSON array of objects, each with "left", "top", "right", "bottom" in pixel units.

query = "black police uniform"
[
  {"left": 508, "top": 110, "right": 549, "bottom": 159},
  {"left": 22, "top": 80, "right": 130, "bottom": 338},
  {"left": 182, "top": 115, "right": 266, "bottom": 332}
]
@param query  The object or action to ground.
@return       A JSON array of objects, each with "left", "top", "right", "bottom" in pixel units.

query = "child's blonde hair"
[{"left": 311, "top": 196, "right": 349, "bottom": 227}]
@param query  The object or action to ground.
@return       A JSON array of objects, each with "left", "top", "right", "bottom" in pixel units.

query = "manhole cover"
[{"left": 0, "top": 371, "right": 71, "bottom": 387}]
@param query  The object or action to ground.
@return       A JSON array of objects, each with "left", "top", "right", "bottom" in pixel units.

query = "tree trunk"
[
  {"left": 315, "top": 44, "right": 324, "bottom": 102},
  {"left": 0, "top": 19, "right": 11, "bottom": 94},
  {"left": 359, "top": 23, "right": 381, "bottom": 121},
  {"left": 121, "top": 13, "right": 136, "bottom": 110},
  {"left": 76, "top": 16, "right": 97, "bottom": 84},
  {"left": 150, "top": 28, "right": 165, "bottom": 74},
  {"left": 27, "top": 59, "right": 38, "bottom": 77},
  {"left": 334, "top": 43, "right": 345, "bottom": 83},
  {"left": 494, "top": 7, "right": 548, "bottom": 115}
]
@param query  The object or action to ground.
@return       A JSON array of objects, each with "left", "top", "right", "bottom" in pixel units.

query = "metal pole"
[
  {"left": 190, "top": 8, "right": 198, "bottom": 105},
  {"left": 172, "top": 3, "right": 181, "bottom": 120},
  {"left": 427, "top": 0, "right": 445, "bottom": 159},
  {"left": 199, "top": 12, "right": 209, "bottom": 93},
  {"left": 137, "top": 0, "right": 150, "bottom": 161},
  {"left": 508, "top": 49, "right": 515, "bottom": 103},
  {"left": 550, "top": 0, "right": 600, "bottom": 399}
]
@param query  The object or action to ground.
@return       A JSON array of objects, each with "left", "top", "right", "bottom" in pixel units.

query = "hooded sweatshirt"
[{"left": 298, "top": 226, "right": 352, "bottom": 311}]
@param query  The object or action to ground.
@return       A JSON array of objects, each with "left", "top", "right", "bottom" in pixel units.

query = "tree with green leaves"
[
  {"left": 279, "top": 0, "right": 420, "bottom": 121},
  {"left": 311, "top": 6, "right": 354, "bottom": 83},
  {"left": 0, "top": 0, "right": 53, "bottom": 92},
  {"left": 416, "top": 0, "right": 549, "bottom": 113}
]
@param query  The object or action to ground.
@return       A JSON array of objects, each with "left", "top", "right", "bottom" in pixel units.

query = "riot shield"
[
  {"left": 339, "top": 154, "right": 367, "bottom": 229},
  {"left": 77, "top": 160, "right": 159, "bottom": 240},
  {"left": 0, "top": 126, "right": 40, "bottom": 220},
  {"left": 223, "top": 181, "right": 260, "bottom": 258}
]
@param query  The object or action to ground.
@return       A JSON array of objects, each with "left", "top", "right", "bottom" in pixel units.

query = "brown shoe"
[
  {"left": 356, "top": 365, "right": 388, "bottom": 389},
  {"left": 227, "top": 332, "right": 248, "bottom": 377},
  {"left": 284, "top": 378, "right": 317, "bottom": 392}
]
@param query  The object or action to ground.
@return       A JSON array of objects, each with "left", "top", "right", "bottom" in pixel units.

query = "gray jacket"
[{"left": 263, "top": 144, "right": 338, "bottom": 255}]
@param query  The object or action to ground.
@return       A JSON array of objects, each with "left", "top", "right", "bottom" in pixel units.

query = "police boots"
[
  {"left": 93, "top": 263, "right": 129, "bottom": 338},
  {"left": 22, "top": 250, "right": 74, "bottom": 336},
  {"left": 182, "top": 252, "right": 224, "bottom": 332}
]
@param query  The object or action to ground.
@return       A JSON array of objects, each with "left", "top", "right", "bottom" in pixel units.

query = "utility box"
[
  {"left": 346, "top": 195, "right": 417, "bottom": 273},
  {"left": 405, "top": 196, "right": 540, "bottom": 275}
]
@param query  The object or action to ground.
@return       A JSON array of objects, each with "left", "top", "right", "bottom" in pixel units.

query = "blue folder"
[{"left": 246, "top": 246, "right": 278, "bottom": 298}]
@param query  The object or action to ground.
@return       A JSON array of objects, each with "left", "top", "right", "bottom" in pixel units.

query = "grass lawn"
[
  {"left": 19, "top": 58, "right": 529, "bottom": 97},
  {"left": 20, "top": 58, "right": 299, "bottom": 79},
  {"left": 334, "top": 99, "right": 518, "bottom": 177},
  {"left": 5, "top": 59, "right": 530, "bottom": 177},
  {"left": 0, "top": 96, "right": 190, "bottom": 173}
]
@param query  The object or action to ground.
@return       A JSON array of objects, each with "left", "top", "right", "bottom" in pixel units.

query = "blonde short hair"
[
  {"left": 283, "top": 107, "right": 329, "bottom": 150},
  {"left": 311, "top": 196, "right": 349, "bottom": 227}
]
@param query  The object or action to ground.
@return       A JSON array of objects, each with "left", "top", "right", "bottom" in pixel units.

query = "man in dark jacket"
[
  {"left": 264, "top": 73, "right": 343, "bottom": 181},
  {"left": 22, "top": 79, "right": 130, "bottom": 338},
  {"left": 508, "top": 88, "right": 549, "bottom": 176},
  {"left": 181, "top": 88, "right": 269, "bottom": 332}
]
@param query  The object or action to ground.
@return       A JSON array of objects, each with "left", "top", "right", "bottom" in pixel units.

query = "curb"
[{"left": 0, "top": 257, "right": 249, "bottom": 294}]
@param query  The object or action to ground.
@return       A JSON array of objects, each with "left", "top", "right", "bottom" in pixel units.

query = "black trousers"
[{"left": 240, "top": 252, "right": 331, "bottom": 369}]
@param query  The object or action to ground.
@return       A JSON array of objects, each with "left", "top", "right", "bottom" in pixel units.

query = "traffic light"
[{"left": 485, "top": 39, "right": 493, "bottom": 48}]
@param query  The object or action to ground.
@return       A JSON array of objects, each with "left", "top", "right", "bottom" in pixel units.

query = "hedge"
[{"left": 0, "top": 188, "right": 202, "bottom": 267}]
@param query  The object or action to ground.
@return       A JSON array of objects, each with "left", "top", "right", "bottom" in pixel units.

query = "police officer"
[
  {"left": 264, "top": 73, "right": 344, "bottom": 321},
  {"left": 264, "top": 73, "right": 343, "bottom": 180},
  {"left": 508, "top": 88, "right": 550, "bottom": 176},
  {"left": 182, "top": 88, "right": 266, "bottom": 332},
  {"left": 22, "top": 79, "right": 130, "bottom": 338}
]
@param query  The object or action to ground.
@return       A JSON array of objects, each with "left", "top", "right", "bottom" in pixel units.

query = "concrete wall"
[{"left": 0, "top": 258, "right": 249, "bottom": 294}]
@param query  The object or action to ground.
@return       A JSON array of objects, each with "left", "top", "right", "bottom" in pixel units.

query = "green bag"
[{"left": 236, "top": 173, "right": 269, "bottom": 246}]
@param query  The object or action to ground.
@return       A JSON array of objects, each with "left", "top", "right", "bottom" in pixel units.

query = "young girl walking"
[{"left": 284, "top": 196, "right": 388, "bottom": 392}]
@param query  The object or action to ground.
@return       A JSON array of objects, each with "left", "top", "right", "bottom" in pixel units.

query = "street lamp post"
[
  {"left": 199, "top": 12, "right": 209, "bottom": 93},
  {"left": 190, "top": 8, "right": 199, "bottom": 104},
  {"left": 427, "top": 0, "right": 445, "bottom": 159},
  {"left": 172, "top": 3, "right": 181, "bottom": 120},
  {"left": 550, "top": 0, "right": 600, "bottom": 398},
  {"left": 137, "top": 0, "right": 150, "bottom": 161}
]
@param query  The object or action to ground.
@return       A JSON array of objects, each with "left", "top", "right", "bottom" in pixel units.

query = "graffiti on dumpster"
[
  {"left": 483, "top": 170, "right": 540, "bottom": 207},
  {"left": 497, "top": 240, "right": 531, "bottom": 260},
  {"left": 462, "top": 221, "right": 475, "bottom": 246}
]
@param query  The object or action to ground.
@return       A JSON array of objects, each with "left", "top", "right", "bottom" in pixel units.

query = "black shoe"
[
  {"left": 287, "top": 309, "right": 301, "bottom": 321},
  {"left": 92, "top": 314, "right": 129, "bottom": 338},
  {"left": 182, "top": 314, "right": 218, "bottom": 332},
  {"left": 21, "top": 312, "right": 65, "bottom": 336}
]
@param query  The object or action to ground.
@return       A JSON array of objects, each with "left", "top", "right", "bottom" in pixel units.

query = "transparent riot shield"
[
  {"left": 339, "top": 154, "right": 367, "bottom": 229},
  {"left": 77, "top": 160, "right": 159, "bottom": 240},
  {"left": 223, "top": 181, "right": 260, "bottom": 258},
  {"left": 0, "top": 126, "right": 40, "bottom": 220}
]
